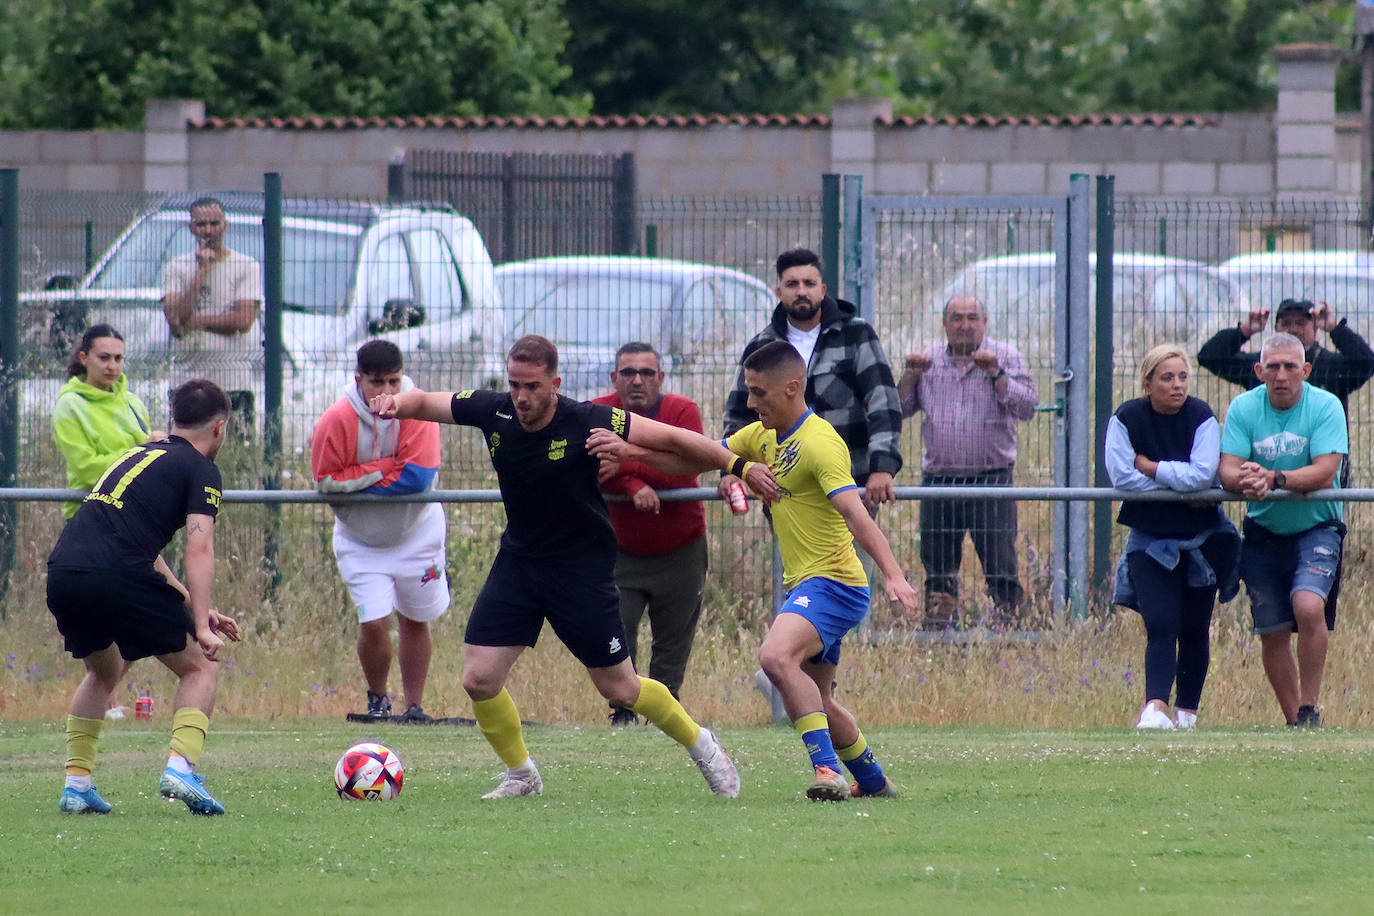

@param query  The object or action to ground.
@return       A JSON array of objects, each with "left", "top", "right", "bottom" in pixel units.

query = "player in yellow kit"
[{"left": 591, "top": 340, "right": 919, "bottom": 800}]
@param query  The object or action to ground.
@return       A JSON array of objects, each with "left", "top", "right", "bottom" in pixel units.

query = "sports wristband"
[{"left": 730, "top": 456, "right": 748, "bottom": 478}]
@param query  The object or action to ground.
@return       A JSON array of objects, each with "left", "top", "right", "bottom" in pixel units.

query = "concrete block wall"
[{"left": 0, "top": 43, "right": 1357, "bottom": 203}]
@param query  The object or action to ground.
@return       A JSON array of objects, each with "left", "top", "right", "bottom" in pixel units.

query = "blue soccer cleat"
[
  {"left": 59, "top": 784, "right": 112, "bottom": 814},
  {"left": 159, "top": 766, "right": 225, "bottom": 815}
]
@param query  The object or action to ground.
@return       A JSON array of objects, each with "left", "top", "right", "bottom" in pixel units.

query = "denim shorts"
[
  {"left": 778, "top": 577, "right": 871, "bottom": 666},
  {"left": 1239, "top": 524, "right": 1343, "bottom": 635}
]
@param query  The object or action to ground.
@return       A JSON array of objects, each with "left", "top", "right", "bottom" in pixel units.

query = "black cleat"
[
  {"left": 1294, "top": 705, "right": 1322, "bottom": 728},
  {"left": 398, "top": 704, "right": 434, "bottom": 724},
  {"left": 365, "top": 691, "right": 392, "bottom": 720},
  {"left": 608, "top": 706, "right": 639, "bottom": 727}
]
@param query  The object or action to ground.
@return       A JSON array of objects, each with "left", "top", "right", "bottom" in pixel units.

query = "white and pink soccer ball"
[{"left": 334, "top": 742, "right": 404, "bottom": 801}]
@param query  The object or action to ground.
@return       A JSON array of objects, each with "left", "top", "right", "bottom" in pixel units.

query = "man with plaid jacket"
[{"left": 721, "top": 248, "right": 903, "bottom": 506}]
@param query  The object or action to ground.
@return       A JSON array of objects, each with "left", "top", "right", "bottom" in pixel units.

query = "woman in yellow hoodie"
[{"left": 53, "top": 325, "right": 163, "bottom": 518}]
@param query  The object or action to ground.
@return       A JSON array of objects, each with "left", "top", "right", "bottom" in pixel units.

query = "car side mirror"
[
  {"left": 369, "top": 298, "right": 425, "bottom": 334},
  {"left": 44, "top": 272, "right": 78, "bottom": 290}
]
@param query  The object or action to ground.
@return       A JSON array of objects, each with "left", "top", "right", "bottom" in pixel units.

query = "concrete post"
[
  {"left": 829, "top": 98, "right": 891, "bottom": 188},
  {"left": 1273, "top": 44, "right": 1343, "bottom": 197},
  {"left": 143, "top": 98, "right": 204, "bottom": 192}
]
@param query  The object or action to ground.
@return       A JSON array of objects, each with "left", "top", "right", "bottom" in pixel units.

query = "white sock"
[
  {"left": 689, "top": 728, "right": 714, "bottom": 759},
  {"left": 510, "top": 757, "right": 535, "bottom": 774},
  {"left": 65, "top": 773, "right": 92, "bottom": 791},
  {"left": 166, "top": 754, "right": 193, "bottom": 774}
]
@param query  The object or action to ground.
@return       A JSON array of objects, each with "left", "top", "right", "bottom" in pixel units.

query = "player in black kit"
[
  {"left": 372, "top": 335, "right": 776, "bottom": 800},
  {"left": 49, "top": 379, "right": 240, "bottom": 816}
]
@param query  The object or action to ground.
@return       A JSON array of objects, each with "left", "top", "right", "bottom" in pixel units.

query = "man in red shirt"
[{"left": 594, "top": 343, "right": 711, "bottom": 726}]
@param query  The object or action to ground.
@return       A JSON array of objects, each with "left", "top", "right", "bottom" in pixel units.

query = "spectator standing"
[
  {"left": 721, "top": 247, "right": 902, "bottom": 509},
  {"left": 593, "top": 343, "right": 709, "bottom": 727},
  {"left": 1105, "top": 345, "right": 1240, "bottom": 729},
  {"left": 159, "top": 196, "right": 263, "bottom": 427},
  {"left": 311, "top": 341, "right": 448, "bottom": 724},
  {"left": 53, "top": 324, "right": 161, "bottom": 519},
  {"left": 897, "top": 294, "right": 1038, "bottom": 628},
  {"left": 1198, "top": 298, "right": 1374, "bottom": 421},
  {"left": 48, "top": 380, "right": 240, "bottom": 816},
  {"left": 1219, "top": 332, "right": 1347, "bottom": 728}
]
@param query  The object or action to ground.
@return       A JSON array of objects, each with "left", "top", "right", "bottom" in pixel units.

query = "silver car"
[{"left": 495, "top": 256, "right": 774, "bottom": 408}]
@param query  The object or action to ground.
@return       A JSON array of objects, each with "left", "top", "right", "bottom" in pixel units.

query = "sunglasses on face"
[{"left": 617, "top": 368, "right": 659, "bottom": 380}]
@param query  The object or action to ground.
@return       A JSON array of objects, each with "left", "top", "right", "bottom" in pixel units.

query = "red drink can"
[
  {"left": 727, "top": 481, "right": 749, "bottom": 515},
  {"left": 135, "top": 695, "right": 153, "bottom": 720}
]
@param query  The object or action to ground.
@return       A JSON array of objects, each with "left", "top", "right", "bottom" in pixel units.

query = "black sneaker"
[
  {"left": 1294, "top": 705, "right": 1322, "bottom": 728},
  {"left": 366, "top": 692, "right": 392, "bottom": 720},
  {"left": 608, "top": 707, "right": 639, "bottom": 727},
  {"left": 398, "top": 704, "right": 433, "bottom": 724}
]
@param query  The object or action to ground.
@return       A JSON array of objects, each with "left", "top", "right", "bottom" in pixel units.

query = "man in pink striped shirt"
[{"left": 898, "top": 294, "right": 1037, "bottom": 628}]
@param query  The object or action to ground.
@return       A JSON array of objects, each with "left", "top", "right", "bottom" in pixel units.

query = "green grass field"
[{"left": 2, "top": 721, "right": 1371, "bottom": 914}]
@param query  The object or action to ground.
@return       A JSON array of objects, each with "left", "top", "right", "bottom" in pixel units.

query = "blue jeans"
[{"left": 1239, "top": 522, "right": 1344, "bottom": 635}]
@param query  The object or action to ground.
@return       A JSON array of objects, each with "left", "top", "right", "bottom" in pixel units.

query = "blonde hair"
[{"left": 1139, "top": 344, "right": 1190, "bottom": 392}]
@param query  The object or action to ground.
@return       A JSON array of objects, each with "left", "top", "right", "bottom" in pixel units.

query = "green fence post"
[
  {"left": 821, "top": 174, "right": 840, "bottom": 293},
  {"left": 261, "top": 173, "right": 284, "bottom": 590},
  {"left": 612, "top": 152, "right": 637, "bottom": 256},
  {"left": 84, "top": 221, "right": 95, "bottom": 275},
  {"left": 0, "top": 169, "right": 18, "bottom": 604},
  {"left": 644, "top": 224, "right": 658, "bottom": 257},
  {"left": 841, "top": 174, "right": 863, "bottom": 314},
  {"left": 1093, "top": 176, "right": 1117, "bottom": 598}
]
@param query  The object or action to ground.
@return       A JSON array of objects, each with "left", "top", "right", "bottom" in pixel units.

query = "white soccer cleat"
[
  {"left": 482, "top": 761, "right": 543, "bottom": 799},
  {"left": 1175, "top": 709, "right": 1197, "bottom": 729},
  {"left": 690, "top": 728, "right": 740, "bottom": 798},
  {"left": 1136, "top": 704, "right": 1175, "bottom": 730}
]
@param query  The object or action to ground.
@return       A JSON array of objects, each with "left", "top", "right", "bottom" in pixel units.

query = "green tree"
[
  {"left": 0, "top": 0, "right": 590, "bottom": 129},
  {"left": 561, "top": 0, "right": 869, "bottom": 114}
]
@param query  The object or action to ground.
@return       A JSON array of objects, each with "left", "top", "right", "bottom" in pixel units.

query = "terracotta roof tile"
[
  {"left": 193, "top": 112, "right": 832, "bottom": 130},
  {"left": 882, "top": 112, "right": 1218, "bottom": 128}
]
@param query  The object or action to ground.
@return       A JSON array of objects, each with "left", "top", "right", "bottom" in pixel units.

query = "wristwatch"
[
  {"left": 1273, "top": 470, "right": 1287, "bottom": 490},
  {"left": 990, "top": 369, "right": 1007, "bottom": 382}
]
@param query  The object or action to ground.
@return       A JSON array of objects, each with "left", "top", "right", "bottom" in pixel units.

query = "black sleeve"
[
  {"left": 1327, "top": 320, "right": 1374, "bottom": 393},
  {"left": 448, "top": 388, "right": 501, "bottom": 430},
  {"left": 186, "top": 459, "right": 222, "bottom": 520},
  {"left": 1197, "top": 327, "right": 1260, "bottom": 389},
  {"left": 581, "top": 401, "right": 631, "bottom": 441}
]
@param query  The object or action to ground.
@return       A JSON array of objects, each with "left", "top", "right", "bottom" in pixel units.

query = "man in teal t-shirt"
[{"left": 1220, "top": 332, "right": 1347, "bottom": 729}]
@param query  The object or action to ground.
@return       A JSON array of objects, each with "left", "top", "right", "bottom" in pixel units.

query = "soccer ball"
[{"left": 334, "top": 742, "right": 404, "bottom": 801}]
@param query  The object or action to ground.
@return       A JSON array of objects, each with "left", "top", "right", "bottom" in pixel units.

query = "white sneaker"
[
  {"left": 1175, "top": 710, "right": 1197, "bottom": 729},
  {"left": 690, "top": 728, "right": 740, "bottom": 798},
  {"left": 1136, "top": 704, "right": 1175, "bottom": 730},
  {"left": 482, "top": 761, "right": 543, "bottom": 798}
]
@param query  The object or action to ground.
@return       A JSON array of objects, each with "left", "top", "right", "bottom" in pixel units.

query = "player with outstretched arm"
[
  {"left": 371, "top": 334, "right": 777, "bottom": 799},
  {"left": 590, "top": 340, "right": 920, "bottom": 800}
]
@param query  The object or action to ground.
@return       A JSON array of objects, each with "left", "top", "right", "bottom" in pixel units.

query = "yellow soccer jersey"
[{"left": 726, "top": 410, "right": 867, "bottom": 590}]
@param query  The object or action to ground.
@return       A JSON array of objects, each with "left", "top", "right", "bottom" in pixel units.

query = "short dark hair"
[
  {"left": 189, "top": 196, "right": 225, "bottom": 215},
  {"left": 743, "top": 339, "right": 805, "bottom": 378},
  {"left": 775, "top": 247, "right": 822, "bottom": 278},
  {"left": 356, "top": 339, "right": 403, "bottom": 375},
  {"left": 67, "top": 323, "right": 124, "bottom": 378},
  {"left": 170, "top": 379, "right": 231, "bottom": 429},
  {"left": 614, "top": 341, "right": 659, "bottom": 364},
  {"left": 508, "top": 334, "right": 558, "bottom": 373}
]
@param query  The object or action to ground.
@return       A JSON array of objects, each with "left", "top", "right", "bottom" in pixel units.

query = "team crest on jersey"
[
  {"left": 610, "top": 407, "right": 628, "bottom": 437},
  {"left": 455, "top": 389, "right": 475, "bottom": 400},
  {"left": 420, "top": 565, "right": 441, "bottom": 585},
  {"left": 203, "top": 486, "right": 222, "bottom": 509},
  {"left": 488, "top": 431, "right": 501, "bottom": 458},
  {"left": 772, "top": 438, "right": 803, "bottom": 478},
  {"left": 548, "top": 438, "right": 567, "bottom": 461}
]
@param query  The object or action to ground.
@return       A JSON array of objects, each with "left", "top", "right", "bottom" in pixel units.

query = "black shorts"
[
  {"left": 465, "top": 550, "right": 630, "bottom": 669},
  {"left": 47, "top": 567, "right": 194, "bottom": 661}
]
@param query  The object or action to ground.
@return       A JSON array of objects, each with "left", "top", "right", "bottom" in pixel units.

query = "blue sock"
[
  {"left": 795, "top": 712, "right": 842, "bottom": 771},
  {"left": 837, "top": 732, "right": 886, "bottom": 794}
]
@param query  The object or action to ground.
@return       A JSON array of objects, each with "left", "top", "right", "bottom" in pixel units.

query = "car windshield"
[
  {"left": 90, "top": 213, "right": 361, "bottom": 315},
  {"left": 499, "top": 272, "right": 678, "bottom": 345}
]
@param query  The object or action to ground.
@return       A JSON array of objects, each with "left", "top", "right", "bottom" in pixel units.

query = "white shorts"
[{"left": 332, "top": 508, "right": 450, "bottom": 624}]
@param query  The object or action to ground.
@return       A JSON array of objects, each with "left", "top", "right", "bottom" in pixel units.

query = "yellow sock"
[
  {"left": 66, "top": 715, "right": 104, "bottom": 775},
  {"left": 472, "top": 688, "right": 530, "bottom": 769},
  {"left": 630, "top": 677, "right": 701, "bottom": 748},
  {"left": 836, "top": 731, "right": 868, "bottom": 762},
  {"left": 169, "top": 708, "right": 210, "bottom": 766}
]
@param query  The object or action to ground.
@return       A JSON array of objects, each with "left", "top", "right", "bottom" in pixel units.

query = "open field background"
[{"left": 1, "top": 724, "right": 1372, "bottom": 914}]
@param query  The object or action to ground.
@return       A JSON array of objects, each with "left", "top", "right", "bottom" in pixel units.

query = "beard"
[{"left": 786, "top": 299, "right": 819, "bottom": 322}]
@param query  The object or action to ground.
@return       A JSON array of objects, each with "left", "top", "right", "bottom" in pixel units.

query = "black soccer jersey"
[
  {"left": 450, "top": 389, "right": 631, "bottom": 562},
  {"left": 48, "top": 436, "right": 223, "bottom": 573}
]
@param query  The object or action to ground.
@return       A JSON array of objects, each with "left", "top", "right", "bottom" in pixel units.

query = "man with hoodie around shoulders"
[{"left": 311, "top": 340, "right": 448, "bottom": 724}]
